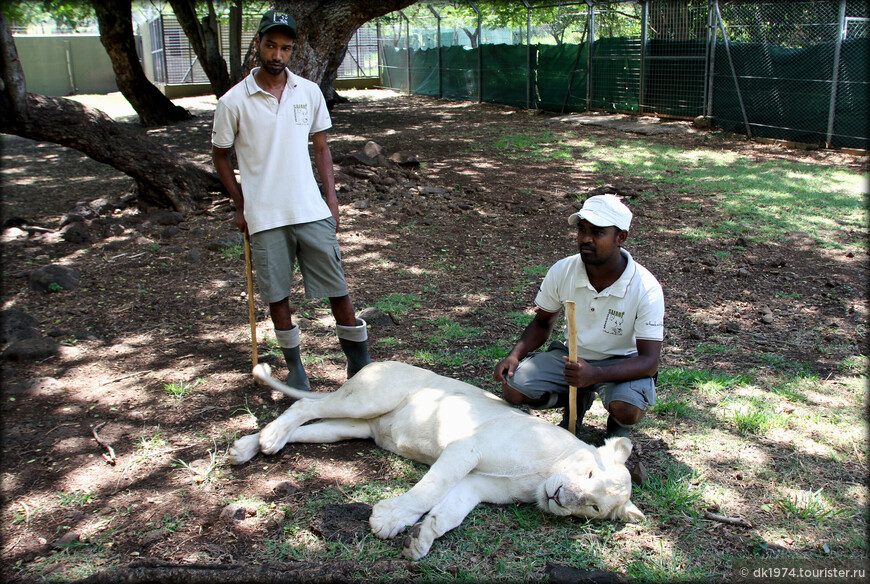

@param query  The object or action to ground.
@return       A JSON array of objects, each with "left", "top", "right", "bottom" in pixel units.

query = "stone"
[
  {"left": 53, "top": 532, "right": 80, "bottom": 548},
  {"left": 1, "top": 227, "right": 28, "bottom": 242},
  {"left": 358, "top": 307, "right": 394, "bottom": 327},
  {"left": 59, "top": 212, "right": 86, "bottom": 227},
  {"left": 274, "top": 481, "right": 299, "bottom": 496},
  {"left": 147, "top": 210, "right": 184, "bottom": 226},
  {"left": 545, "top": 563, "right": 624, "bottom": 584},
  {"left": 388, "top": 151, "right": 420, "bottom": 166},
  {"left": 693, "top": 115, "right": 713, "bottom": 129},
  {"left": 1, "top": 338, "right": 60, "bottom": 361},
  {"left": 29, "top": 264, "right": 81, "bottom": 292},
  {"left": 185, "top": 249, "right": 202, "bottom": 263},
  {"left": 629, "top": 461, "right": 648, "bottom": 485},
  {"left": 362, "top": 140, "right": 383, "bottom": 158},
  {"left": 352, "top": 199, "right": 369, "bottom": 210},
  {"left": 1, "top": 309, "right": 40, "bottom": 345},
  {"left": 205, "top": 234, "right": 243, "bottom": 252},
  {"left": 161, "top": 225, "right": 179, "bottom": 239},
  {"left": 141, "top": 528, "right": 170, "bottom": 547},
  {"left": 343, "top": 151, "right": 378, "bottom": 166},
  {"left": 220, "top": 503, "right": 247, "bottom": 522},
  {"left": 60, "top": 222, "right": 90, "bottom": 243}
]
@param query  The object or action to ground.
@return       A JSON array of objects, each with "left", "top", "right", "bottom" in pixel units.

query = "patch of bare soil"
[{"left": 1, "top": 91, "right": 866, "bottom": 583}]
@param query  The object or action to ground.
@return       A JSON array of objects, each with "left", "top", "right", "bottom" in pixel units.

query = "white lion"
[{"left": 229, "top": 361, "right": 644, "bottom": 559}]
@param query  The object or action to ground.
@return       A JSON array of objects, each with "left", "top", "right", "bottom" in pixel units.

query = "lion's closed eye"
[{"left": 587, "top": 470, "right": 593, "bottom": 479}]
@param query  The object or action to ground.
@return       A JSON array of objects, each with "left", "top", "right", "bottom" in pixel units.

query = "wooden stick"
[
  {"left": 703, "top": 510, "right": 752, "bottom": 528},
  {"left": 243, "top": 230, "right": 258, "bottom": 368},
  {"left": 92, "top": 422, "right": 116, "bottom": 465},
  {"left": 566, "top": 301, "right": 578, "bottom": 434}
]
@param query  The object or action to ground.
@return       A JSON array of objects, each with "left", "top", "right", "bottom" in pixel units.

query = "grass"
[
  {"left": 373, "top": 293, "right": 422, "bottom": 317},
  {"left": 162, "top": 378, "right": 202, "bottom": 398}
]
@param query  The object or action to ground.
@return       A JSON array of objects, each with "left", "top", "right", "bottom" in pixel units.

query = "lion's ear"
[
  {"left": 612, "top": 500, "right": 644, "bottom": 523},
  {"left": 600, "top": 437, "right": 632, "bottom": 465}
]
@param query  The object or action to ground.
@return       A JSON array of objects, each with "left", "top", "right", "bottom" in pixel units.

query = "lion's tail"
[{"left": 252, "top": 363, "right": 329, "bottom": 400}]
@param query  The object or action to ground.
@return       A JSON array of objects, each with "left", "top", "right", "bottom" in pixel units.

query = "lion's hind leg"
[{"left": 290, "top": 419, "right": 372, "bottom": 443}]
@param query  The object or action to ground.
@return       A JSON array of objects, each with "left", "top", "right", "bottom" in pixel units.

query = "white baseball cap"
[{"left": 568, "top": 194, "right": 632, "bottom": 231}]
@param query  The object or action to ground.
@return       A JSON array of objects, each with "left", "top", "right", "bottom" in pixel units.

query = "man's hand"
[
  {"left": 234, "top": 209, "right": 247, "bottom": 233},
  {"left": 563, "top": 357, "right": 601, "bottom": 389},
  {"left": 494, "top": 355, "right": 520, "bottom": 383}
]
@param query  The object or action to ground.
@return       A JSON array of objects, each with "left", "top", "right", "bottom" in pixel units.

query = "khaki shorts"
[
  {"left": 249, "top": 217, "right": 348, "bottom": 303},
  {"left": 505, "top": 341, "right": 657, "bottom": 411}
]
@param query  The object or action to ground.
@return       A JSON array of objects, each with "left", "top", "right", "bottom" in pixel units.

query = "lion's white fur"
[{"left": 229, "top": 361, "right": 644, "bottom": 559}]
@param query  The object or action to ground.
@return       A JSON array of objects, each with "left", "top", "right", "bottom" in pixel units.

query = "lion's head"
[{"left": 536, "top": 437, "right": 644, "bottom": 523}]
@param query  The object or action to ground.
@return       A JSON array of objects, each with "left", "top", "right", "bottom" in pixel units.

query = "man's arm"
[
  {"left": 311, "top": 131, "right": 339, "bottom": 228},
  {"left": 494, "top": 308, "right": 560, "bottom": 382},
  {"left": 212, "top": 146, "right": 246, "bottom": 233},
  {"left": 563, "top": 339, "right": 661, "bottom": 388}
]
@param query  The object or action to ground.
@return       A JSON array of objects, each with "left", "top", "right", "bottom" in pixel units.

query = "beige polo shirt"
[
  {"left": 212, "top": 68, "right": 332, "bottom": 235},
  {"left": 535, "top": 249, "right": 665, "bottom": 361}
]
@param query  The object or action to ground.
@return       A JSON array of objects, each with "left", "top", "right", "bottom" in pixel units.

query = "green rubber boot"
[
  {"left": 336, "top": 318, "right": 372, "bottom": 378},
  {"left": 275, "top": 326, "right": 310, "bottom": 390}
]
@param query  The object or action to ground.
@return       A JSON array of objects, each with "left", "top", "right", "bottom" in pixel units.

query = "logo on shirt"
[
  {"left": 293, "top": 103, "right": 309, "bottom": 125},
  {"left": 603, "top": 308, "right": 624, "bottom": 336}
]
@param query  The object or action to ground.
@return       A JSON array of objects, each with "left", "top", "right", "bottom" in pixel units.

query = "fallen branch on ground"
[
  {"left": 703, "top": 510, "right": 752, "bottom": 528},
  {"left": 91, "top": 422, "right": 116, "bottom": 465}
]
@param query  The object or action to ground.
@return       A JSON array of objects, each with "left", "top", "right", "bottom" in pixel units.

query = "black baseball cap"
[{"left": 257, "top": 10, "right": 297, "bottom": 37}]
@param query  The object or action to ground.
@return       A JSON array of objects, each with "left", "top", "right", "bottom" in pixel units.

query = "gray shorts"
[
  {"left": 249, "top": 217, "right": 349, "bottom": 303},
  {"left": 505, "top": 341, "right": 657, "bottom": 411}
]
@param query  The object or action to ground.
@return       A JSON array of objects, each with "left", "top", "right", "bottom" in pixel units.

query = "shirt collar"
[
  {"left": 576, "top": 249, "right": 636, "bottom": 297},
  {"left": 244, "top": 67, "right": 297, "bottom": 96}
]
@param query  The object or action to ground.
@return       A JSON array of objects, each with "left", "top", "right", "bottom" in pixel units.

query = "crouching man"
[{"left": 494, "top": 195, "right": 664, "bottom": 439}]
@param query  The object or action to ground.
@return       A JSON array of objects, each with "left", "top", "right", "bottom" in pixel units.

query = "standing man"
[
  {"left": 494, "top": 195, "right": 664, "bottom": 440},
  {"left": 212, "top": 10, "right": 370, "bottom": 388}
]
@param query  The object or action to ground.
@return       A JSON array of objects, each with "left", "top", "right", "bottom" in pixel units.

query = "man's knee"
[
  {"left": 608, "top": 400, "right": 644, "bottom": 425},
  {"left": 501, "top": 382, "right": 527, "bottom": 405}
]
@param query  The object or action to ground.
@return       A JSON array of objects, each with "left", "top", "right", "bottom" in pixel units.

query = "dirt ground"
[{"left": 1, "top": 90, "right": 866, "bottom": 583}]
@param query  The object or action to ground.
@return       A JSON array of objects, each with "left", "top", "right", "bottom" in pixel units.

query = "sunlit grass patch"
[
  {"left": 636, "top": 464, "right": 706, "bottom": 518},
  {"left": 773, "top": 487, "right": 848, "bottom": 523},
  {"left": 374, "top": 293, "right": 422, "bottom": 317}
]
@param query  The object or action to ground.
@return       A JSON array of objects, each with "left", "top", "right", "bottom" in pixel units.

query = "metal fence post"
[
  {"left": 406, "top": 11, "right": 412, "bottom": 95},
  {"left": 704, "top": 0, "right": 717, "bottom": 118},
  {"left": 428, "top": 5, "right": 442, "bottom": 99},
  {"left": 715, "top": 1, "right": 752, "bottom": 138},
  {"left": 522, "top": 0, "right": 531, "bottom": 110},
  {"left": 826, "top": 0, "right": 847, "bottom": 147},
  {"left": 468, "top": 0, "right": 482, "bottom": 103},
  {"left": 639, "top": 0, "right": 648, "bottom": 114},
  {"left": 586, "top": 1, "right": 594, "bottom": 110}
]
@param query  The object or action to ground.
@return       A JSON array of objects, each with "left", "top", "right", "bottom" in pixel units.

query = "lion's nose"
[{"left": 549, "top": 485, "right": 563, "bottom": 506}]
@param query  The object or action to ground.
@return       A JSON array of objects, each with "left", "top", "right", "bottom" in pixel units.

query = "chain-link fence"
[
  {"left": 146, "top": 14, "right": 378, "bottom": 85},
  {"left": 379, "top": 0, "right": 868, "bottom": 150}
]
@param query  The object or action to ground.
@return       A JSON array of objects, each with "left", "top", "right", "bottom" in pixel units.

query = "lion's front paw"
[
  {"left": 259, "top": 417, "right": 292, "bottom": 455},
  {"left": 401, "top": 524, "right": 434, "bottom": 560},
  {"left": 228, "top": 433, "right": 261, "bottom": 465},
  {"left": 369, "top": 497, "right": 421, "bottom": 540}
]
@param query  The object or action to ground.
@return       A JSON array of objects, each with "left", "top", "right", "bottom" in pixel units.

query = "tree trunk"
[
  {"left": 2, "top": 93, "right": 223, "bottom": 212},
  {"left": 270, "top": 1, "right": 417, "bottom": 104},
  {"left": 228, "top": 0, "right": 243, "bottom": 84},
  {"left": 92, "top": 0, "right": 192, "bottom": 126},
  {"left": 1, "top": 13, "right": 222, "bottom": 213},
  {"left": 167, "top": 0, "right": 233, "bottom": 97}
]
